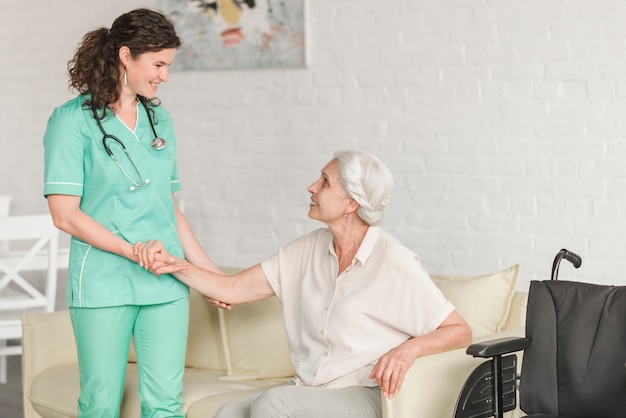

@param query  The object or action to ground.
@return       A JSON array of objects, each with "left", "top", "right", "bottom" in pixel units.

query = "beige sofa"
[{"left": 22, "top": 265, "right": 527, "bottom": 418}]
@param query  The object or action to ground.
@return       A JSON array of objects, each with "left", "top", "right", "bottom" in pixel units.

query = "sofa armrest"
[
  {"left": 22, "top": 309, "right": 77, "bottom": 418},
  {"left": 382, "top": 327, "right": 525, "bottom": 418}
]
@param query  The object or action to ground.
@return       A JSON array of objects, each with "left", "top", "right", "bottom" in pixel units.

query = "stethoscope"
[{"left": 93, "top": 100, "right": 166, "bottom": 191}]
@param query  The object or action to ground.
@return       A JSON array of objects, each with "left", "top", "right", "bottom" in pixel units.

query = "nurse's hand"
[
  {"left": 133, "top": 240, "right": 188, "bottom": 275},
  {"left": 134, "top": 239, "right": 165, "bottom": 268},
  {"left": 151, "top": 253, "right": 189, "bottom": 275}
]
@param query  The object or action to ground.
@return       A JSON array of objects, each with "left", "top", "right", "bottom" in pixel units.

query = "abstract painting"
[{"left": 157, "top": 0, "right": 306, "bottom": 70}]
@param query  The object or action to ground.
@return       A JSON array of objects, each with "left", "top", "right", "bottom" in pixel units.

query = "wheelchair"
[{"left": 454, "top": 249, "right": 626, "bottom": 418}]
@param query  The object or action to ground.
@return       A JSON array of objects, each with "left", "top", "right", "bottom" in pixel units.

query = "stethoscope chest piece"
[{"left": 151, "top": 137, "right": 167, "bottom": 150}]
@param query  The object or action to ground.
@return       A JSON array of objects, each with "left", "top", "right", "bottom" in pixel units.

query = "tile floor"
[{"left": 0, "top": 354, "right": 23, "bottom": 418}]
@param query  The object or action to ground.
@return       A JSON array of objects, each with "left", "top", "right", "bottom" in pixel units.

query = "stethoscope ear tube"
[{"left": 92, "top": 100, "right": 167, "bottom": 152}]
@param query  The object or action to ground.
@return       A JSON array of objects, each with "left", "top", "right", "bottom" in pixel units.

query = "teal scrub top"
[{"left": 43, "top": 95, "right": 189, "bottom": 308}]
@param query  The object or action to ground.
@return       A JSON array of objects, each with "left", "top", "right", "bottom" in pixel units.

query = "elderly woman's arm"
[
  {"left": 176, "top": 262, "right": 274, "bottom": 304},
  {"left": 369, "top": 310, "right": 472, "bottom": 399},
  {"left": 135, "top": 241, "right": 275, "bottom": 305}
]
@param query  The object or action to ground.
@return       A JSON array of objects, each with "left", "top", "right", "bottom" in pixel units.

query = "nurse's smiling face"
[{"left": 120, "top": 47, "right": 176, "bottom": 99}]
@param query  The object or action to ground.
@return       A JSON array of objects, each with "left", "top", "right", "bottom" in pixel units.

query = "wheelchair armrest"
[{"left": 466, "top": 336, "right": 530, "bottom": 358}]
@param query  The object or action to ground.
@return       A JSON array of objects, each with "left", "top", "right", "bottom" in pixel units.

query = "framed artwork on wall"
[{"left": 157, "top": 0, "right": 306, "bottom": 70}]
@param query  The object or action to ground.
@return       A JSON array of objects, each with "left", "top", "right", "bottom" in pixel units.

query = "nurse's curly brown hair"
[{"left": 67, "top": 8, "right": 181, "bottom": 117}]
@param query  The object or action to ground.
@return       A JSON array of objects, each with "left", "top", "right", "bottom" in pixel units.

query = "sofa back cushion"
[
  {"left": 504, "top": 291, "right": 528, "bottom": 330},
  {"left": 431, "top": 264, "right": 520, "bottom": 338},
  {"left": 220, "top": 296, "right": 295, "bottom": 380},
  {"left": 185, "top": 289, "right": 231, "bottom": 370},
  {"left": 129, "top": 289, "right": 229, "bottom": 369}
]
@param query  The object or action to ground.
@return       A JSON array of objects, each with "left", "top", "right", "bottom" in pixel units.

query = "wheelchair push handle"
[{"left": 551, "top": 248, "right": 582, "bottom": 281}]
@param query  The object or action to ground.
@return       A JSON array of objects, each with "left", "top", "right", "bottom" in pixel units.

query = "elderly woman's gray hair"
[{"left": 333, "top": 150, "right": 394, "bottom": 226}]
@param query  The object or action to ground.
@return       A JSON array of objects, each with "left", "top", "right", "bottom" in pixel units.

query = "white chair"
[{"left": 0, "top": 214, "right": 59, "bottom": 384}]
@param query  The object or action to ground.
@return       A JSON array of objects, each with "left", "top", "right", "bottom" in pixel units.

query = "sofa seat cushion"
[
  {"left": 182, "top": 369, "right": 288, "bottom": 412},
  {"left": 185, "top": 378, "right": 290, "bottom": 418},
  {"left": 29, "top": 362, "right": 289, "bottom": 418},
  {"left": 186, "top": 387, "right": 270, "bottom": 418}
]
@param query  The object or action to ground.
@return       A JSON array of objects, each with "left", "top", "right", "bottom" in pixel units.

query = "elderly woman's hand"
[
  {"left": 369, "top": 342, "right": 416, "bottom": 399},
  {"left": 204, "top": 296, "right": 234, "bottom": 310},
  {"left": 133, "top": 240, "right": 189, "bottom": 275}
]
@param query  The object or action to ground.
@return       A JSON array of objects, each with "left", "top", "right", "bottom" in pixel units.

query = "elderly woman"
[{"left": 135, "top": 150, "right": 472, "bottom": 418}]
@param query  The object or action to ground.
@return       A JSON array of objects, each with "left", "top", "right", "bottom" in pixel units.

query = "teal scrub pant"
[{"left": 70, "top": 297, "right": 189, "bottom": 418}]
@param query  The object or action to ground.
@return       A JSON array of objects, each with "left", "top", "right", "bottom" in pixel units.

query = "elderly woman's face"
[{"left": 307, "top": 159, "right": 351, "bottom": 223}]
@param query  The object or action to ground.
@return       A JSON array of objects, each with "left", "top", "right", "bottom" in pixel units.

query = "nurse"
[{"left": 43, "top": 9, "right": 221, "bottom": 418}]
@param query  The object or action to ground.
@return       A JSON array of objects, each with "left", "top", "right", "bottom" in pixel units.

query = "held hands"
[
  {"left": 133, "top": 240, "right": 234, "bottom": 310},
  {"left": 133, "top": 240, "right": 188, "bottom": 275}
]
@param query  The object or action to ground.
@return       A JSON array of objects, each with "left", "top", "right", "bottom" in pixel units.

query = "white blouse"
[{"left": 261, "top": 226, "right": 454, "bottom": 388}]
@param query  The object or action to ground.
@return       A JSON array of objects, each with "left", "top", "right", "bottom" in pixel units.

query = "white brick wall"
[{"left": 4, "top": 0, "right": 626, "bottom": 291}]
